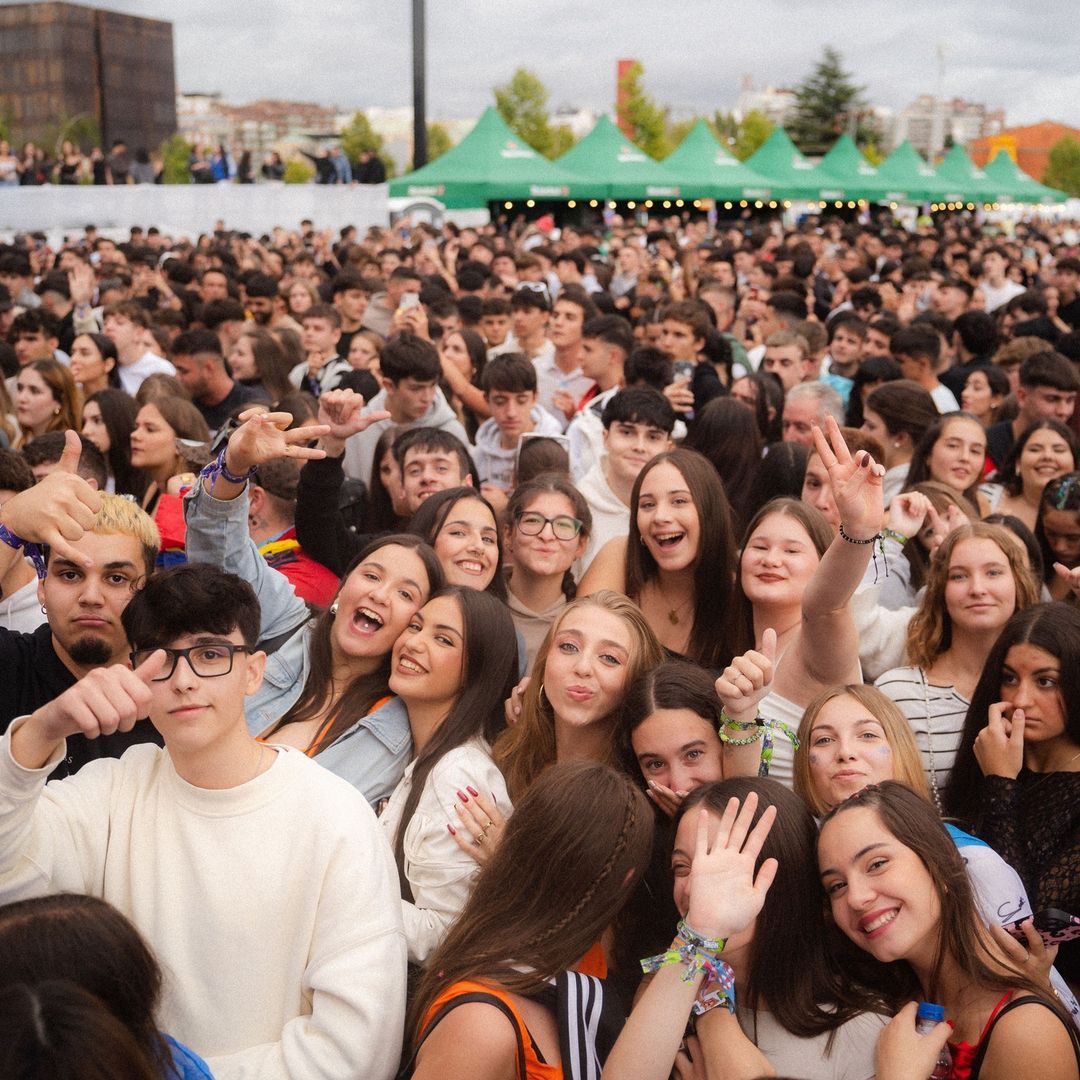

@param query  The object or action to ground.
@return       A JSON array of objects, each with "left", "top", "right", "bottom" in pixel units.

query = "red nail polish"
[
  {"left": 467, "top": 786, "right": 479, "bottom": 797},
  {"left": 456, "top": 790, "right": 468, "bottom": 802},
  {"left": 446, "top": 823, "right": 456, "bottom": 836}
]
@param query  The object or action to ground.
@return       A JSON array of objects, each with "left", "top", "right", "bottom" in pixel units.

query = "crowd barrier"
[{"left": 0, "top": 183, "right": 391, "bottom": 238}]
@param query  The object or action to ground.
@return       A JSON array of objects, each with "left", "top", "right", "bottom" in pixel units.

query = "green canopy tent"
[
  {"left": 556, "top": 114, "right": 685, "bottom": 201},
  {"left": 933, "top": 144, "right": 1009, "bottom": 206},
  {"left": 742, "top": 127, "right": 826, "bottom": 201},
  {"left": 810, "top": 134, "right": 895, "bottom": 203},
  {"left": 983, "top": 150, "right": 1067, "bottom": 205},
  {"left": 388, "top": 107, "right": 585, "bottom": 208},
  {"left": 659, "top": 119, "right": 774, "bottom": 202},
  {"left": 874, "top": 140, "right": 955, "bottom": 204}
]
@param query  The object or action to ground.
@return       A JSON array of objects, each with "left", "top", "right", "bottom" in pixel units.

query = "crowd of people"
[
  {"left": 1, "top": 206, "right": 1080, "bottom": 1079},
  {"left": 0, "top": 138, "right": 385, "bottom": 186}
]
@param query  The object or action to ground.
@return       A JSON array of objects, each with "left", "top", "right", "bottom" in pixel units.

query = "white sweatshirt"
[{"left": 0, "top": 721, "right": 407, "bottom": 1080}]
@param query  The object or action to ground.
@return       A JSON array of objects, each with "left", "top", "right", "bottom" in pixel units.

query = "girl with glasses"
[{"left": 503, "top": 476, "right": 592, "bottom": 672}]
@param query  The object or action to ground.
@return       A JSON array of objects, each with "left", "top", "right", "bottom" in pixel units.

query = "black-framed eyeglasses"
[
  {"left": 515, "top": 511, "right": 583, "bottom": 540},
  {"left": 130, "top": 643, "right": 253, "bottom": 681}
]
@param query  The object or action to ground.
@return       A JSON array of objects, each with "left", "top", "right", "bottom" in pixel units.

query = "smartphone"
[
  {"left": 672, "top": 360, "right": 696, "bottom": 421},
  {"left": 1006, "top": 908, "right": 1080, "bottom": 946},
  {"left": 399, "top": 293, "right": 421, "bottom": 311}
]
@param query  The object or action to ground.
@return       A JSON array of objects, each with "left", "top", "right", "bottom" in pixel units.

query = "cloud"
[{"left": 3, "top": 0, "right": 1077, "bottom": 127}]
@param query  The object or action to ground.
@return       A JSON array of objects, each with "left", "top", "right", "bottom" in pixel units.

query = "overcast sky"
[{"left": 13, "top": 1, "right": 1080, "bottom": 127}]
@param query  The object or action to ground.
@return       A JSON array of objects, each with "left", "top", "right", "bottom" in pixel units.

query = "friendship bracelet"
[
  {"left": 692, "top": 962, "right": 737, "bottom": 1016},
  {"left": 837, "top": 523, "right": 892, "bottom": 585},
  {"left": 641, "top": 920, "right": 727, "bottom": 979},
  {"left": 200, "top": 446, "right": 258, "bottom": 489},
  {"left": 719, "top": 707, "right": 761, "bottom": 732},
  {"left": 0, "top": 524, "right": 46, "bottom": 579},
  {"left": 881, "top": 528, "right": 908, "bottom": 546},
  {"left": 758, "top": 718, "right": 801, "bottom": 778}
]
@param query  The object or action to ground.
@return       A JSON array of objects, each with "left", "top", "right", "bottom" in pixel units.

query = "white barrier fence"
[{"left": 0, "top": 184, "right": 391, "bottom": 239}]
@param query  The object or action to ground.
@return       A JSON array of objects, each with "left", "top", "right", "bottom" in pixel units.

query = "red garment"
[
  {"left": 260, "top": 527, "right": 340, "bottom": 609},
  {"left": 947, "top": 991, "right": 1014, "bottom": 1079}
]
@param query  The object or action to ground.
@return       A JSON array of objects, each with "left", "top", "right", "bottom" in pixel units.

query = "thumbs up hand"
[
  {"left": 0, "top": 430, "right": 102, "bottom": 568},
  {"left": 715, "top": 627, "right": 777, "bottom": 727},
  {"left": 13, "top": 651, "right": 166, "bottom": 770}
]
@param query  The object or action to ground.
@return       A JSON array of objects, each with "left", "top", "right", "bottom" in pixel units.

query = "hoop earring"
[
  {"left": 330, "top": 601, "right": 339, "bottom": 616},
  {"left": 538, "top": 682, "right": 548, "bottom": 708},
  {"left": 40, "top": 603, "right": 47, "bottom": 615}
]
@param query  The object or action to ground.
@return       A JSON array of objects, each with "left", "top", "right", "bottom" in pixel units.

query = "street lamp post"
[{"left": 412, "top": 0, "right": 427, "bottom": 169}]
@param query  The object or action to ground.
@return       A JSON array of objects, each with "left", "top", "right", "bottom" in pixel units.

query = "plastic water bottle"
[{"left": 915, "top": 1002, "right": 952, "bottom": 1080}]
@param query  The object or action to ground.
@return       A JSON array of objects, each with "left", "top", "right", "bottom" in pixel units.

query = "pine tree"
[{"left": 787, "top": 46, "right": 875, "bottom": 156}]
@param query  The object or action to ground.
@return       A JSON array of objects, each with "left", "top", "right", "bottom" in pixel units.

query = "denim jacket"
[{"left": 183, "top": 483, "right": 412, "bottom": 808}]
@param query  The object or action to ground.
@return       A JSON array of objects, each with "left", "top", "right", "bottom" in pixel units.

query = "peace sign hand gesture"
[
  {"left": 811, "top": 415, "right": 885, "bottom": 539},
  {"left": 686, "top": 792, "right": 778, "bottom": 943}
]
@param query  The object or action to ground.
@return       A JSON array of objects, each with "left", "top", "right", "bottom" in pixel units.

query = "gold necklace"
[{"left": 654, "top": 580, "right": 693, "bottom": 625}]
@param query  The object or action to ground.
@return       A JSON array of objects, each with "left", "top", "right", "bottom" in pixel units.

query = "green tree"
[
  {"left": 549, "top": 124, "right": 577, "bottom": 159},
  {"left": 159, "top": 134, "right": 192, "bottom": 184},
  {"left": 339, "top": 111, "right": 396, "bottom": 178},
  {"left": 1044, "top": 136, "right": 1080, "bottom": 197},
  {"left": 494, "top": 68, "right": 559, "bottom": 158},
  {"left": 732, "top": 110, "right": 774, "bottom": 161},
  {"left": 787, "top": 46, "right": 875, "bottom": 155},
  {"left": 617, "top": 61, "right": 670, "bottom": 159},
  {"left": 407, "top": 122, "right": 454, "bottom": 170},
  {"left": 666, "top": 117, "right": 696, "bottom": 153},
  {"left": 44, "top": 112, "right": 101, "bottom": 155},
  {"left": 283, "top": 157, "right": 315, "bottom": 184}
]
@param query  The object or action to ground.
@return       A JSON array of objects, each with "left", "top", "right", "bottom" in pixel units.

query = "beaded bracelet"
[
  {"left": 200, "top": 446, "right": 258, "bottom": 489},
  {"left": 0, "top": 523, "right": 46, "bottom": 579},
  {"left": 719, "top": 726, "right": 763, "bottom": 747},
  {"left": 837, "top": 523, "right": 880, "bottom": 545}
]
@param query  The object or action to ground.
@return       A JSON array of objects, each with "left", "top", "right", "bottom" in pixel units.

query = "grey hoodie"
[{"left": 341, "top": 386, "right": 470, "bottom": 482}]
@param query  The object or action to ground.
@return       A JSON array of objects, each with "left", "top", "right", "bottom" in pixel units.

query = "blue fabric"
[
  {"left": 946, "top": 822, "right": 990, "bottom": 849},
  {"left": 163, "top": 1034, "right": 214, "bottom": 1079}
]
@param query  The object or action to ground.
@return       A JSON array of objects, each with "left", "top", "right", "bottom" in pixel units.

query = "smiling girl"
[
  {"left": 382, "top": 587, "right": 518, "bottom": 964},
  {"left": 579, "top": 448, "right": 741, "bottom": 670},
  {"left": 819, "top": 782, "right": 1079, "bottom": 1080}
]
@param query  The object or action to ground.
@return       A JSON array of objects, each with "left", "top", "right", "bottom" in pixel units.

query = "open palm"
[{"left": 687, "top": 793, "right": 778, "bottom": 943}]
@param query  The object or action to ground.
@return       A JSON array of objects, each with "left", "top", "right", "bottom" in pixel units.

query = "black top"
[
  {"left": 985, "top": 420, "right": 1015, "bottom": 470},
  {"left": 940, "top": 356, "right": 993, "bottom": 399},
  {"left": 197, "top": 380, "right": 266, "bottom": 436},
  {"left": 980, "top": 771, "right": 1080, "bottom": 983},
  {"left": 0, "top": 624, "right": 162, "bottom": 781}
]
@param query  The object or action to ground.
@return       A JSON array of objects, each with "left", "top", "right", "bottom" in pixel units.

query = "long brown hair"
[
  {"left": 625, "top": 448, "right": 742, "bottom": 671},
  {"left": 905, "top": 522, "right": 1039, "bottom": 669},
  {"left": 391, "top": 587, "right": 519, "bottom": 891},
  {"left": 407, "top": 762, "right": 653, "bottom": 1048},
  {"left": 494, "top": 591, "right": 663, "bottom": 801},
  {"left": 820, "top": 782, "right": 1065, "bottom": 1012},
  {"left": 679, "top": 779, "right": 879, "bottom": 1037},
  {"left": 272, "top": 535, "right": 443, "bottom": 747}
]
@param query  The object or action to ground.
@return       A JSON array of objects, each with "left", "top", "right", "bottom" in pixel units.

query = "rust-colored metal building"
[
  {"left": 968, "top": 120, "right": 1080, "bottom": 182},
  {"left": 0, "top": 2, "right": 176, "bottom": 151}
]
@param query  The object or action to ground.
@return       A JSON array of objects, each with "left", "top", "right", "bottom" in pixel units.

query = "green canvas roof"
[
  {"left": 873, "top": 140, "right": 954, "bottom": 204},
  {"left": 660, "top": 120, "right": 774, "bottom": 201},
  {"left": 388, "top": 107, "right": 584, "bottom": 208},
  {"left": 983, "top": 150, "right": 1066, "bottom": 205},
  {"left": 933, "top": 144, "right": 1009, "bottom": 205},
  {"left": 811, "top": 134, "right": 894, "bottom": 202},
  {"left": 556, "top": 115, "right": 684, "bottom": 200},
  {"left": 742, "top": 128, "right": 825, "bottom": 201}
]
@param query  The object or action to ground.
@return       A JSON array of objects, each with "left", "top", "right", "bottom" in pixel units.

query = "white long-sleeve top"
[
  {"left": 381, "top": 736, "right": 511, "bottom": 964},
  {"left": 0, "top": 720, "right": 407, "bottom": 1080}
]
